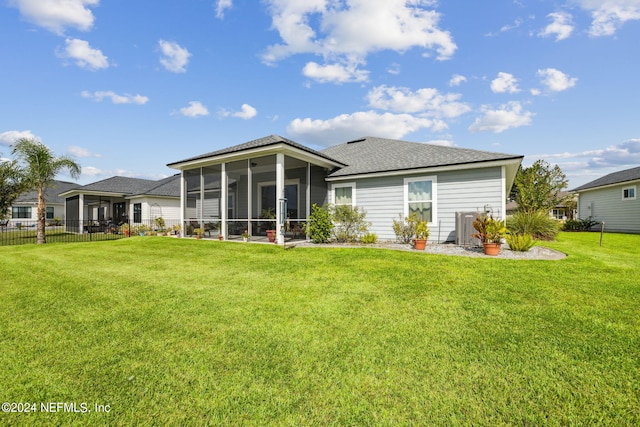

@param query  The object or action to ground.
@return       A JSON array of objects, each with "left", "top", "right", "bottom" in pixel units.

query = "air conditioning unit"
[{"left": 455, "top": 211, "right": 480, "bottom": 246}]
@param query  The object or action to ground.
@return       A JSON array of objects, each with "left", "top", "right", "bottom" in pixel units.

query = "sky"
[{"left": 1, "top": 0, "right": 639, "bottom": 189}]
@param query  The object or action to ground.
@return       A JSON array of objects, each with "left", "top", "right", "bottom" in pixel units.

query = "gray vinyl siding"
[
  {"left": 353, "top": 167, "right": 504, "bottom": 242},
  {"left": 577, "top": 184, "right": 640, "bottom": 233}
]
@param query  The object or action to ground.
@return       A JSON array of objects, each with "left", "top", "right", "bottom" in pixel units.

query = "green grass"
[{"left": 1, "top": 233, "right": 639, "bottom": 426}]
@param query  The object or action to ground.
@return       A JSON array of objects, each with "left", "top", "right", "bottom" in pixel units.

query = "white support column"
[
  {"left": 221, "top": 163, "right": 227, "bottom": 240},
  {"left": 247, "top": 159, "right": 252, "bottom": 237},
  {"left": 306, "top": 162, "right": 311, "bottom": 238},
  {"left": 78, "top": 193, "right": 85, "bottom": 233},
  {"left": 179, "top": 171, "right": 185, "bottom": 238},
  {"left": 276, "top": 153, "right": 285, "bottom": 244}
]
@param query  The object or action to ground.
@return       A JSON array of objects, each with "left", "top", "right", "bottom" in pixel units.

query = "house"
[
  {"left": 60, "top": 175, "right": 181, "bottom": 233},
  {"left": 6, "top": 180, "right": 78, "bottom": 226},
  {"left": 506, "top": 191, "right": 577, "bottom": 220},
  {"left": 167, "top": 135, "right": 523, "bottom": 243},
  {"left": 571, "top": 165, "right": 640, "bottom": 233}
]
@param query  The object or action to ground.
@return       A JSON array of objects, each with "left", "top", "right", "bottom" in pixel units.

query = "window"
[
  {"left": 12, "top": 206, "right": 31, "bottom": 219},
  {"left": 133, "top": 203, "right": 142, "bottom": 223},
  {"left": 622, "top": 186, "right": 636, "bottom": 200},
  {"left": 46, "top": 207, "right": 54, "bottom": 220},
  {"left": 333, "top": 183, "right": 355, "bottom": 207},
  {"left": 404, "top": 177, "right": 436, "bottom": 223}
]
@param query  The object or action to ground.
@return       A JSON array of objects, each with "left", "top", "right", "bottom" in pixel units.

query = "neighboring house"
[
  {"left": 572, "top": 166, "right": 640, "bottom": 233},
  {"left": 60, "top": 175, "right": 181, "bottom": 233},
  {"left": 167, "top": 135, "right": 523, "bottom": 243},
  {"left": 506, "top": 191, "right": 577, "bottom": 220},
  {"left": 7, "top": 180, "right": 78, "bottom": 226}
]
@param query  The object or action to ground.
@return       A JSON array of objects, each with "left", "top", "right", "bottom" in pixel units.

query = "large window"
[
  {"left": 333, "top": 183, "right": 355, "bottom": 207},
  {"left": 622, "top": 186, "right": 636, "bottom": 200},
  {"left": 133, "top": 203, "right": 142, "bottom": 223},
  {"left": 46, "top": 207, "right": 54, "bottom": 220},
  {"left": 404, "top": 176, "right": 436, "bottom": 223},
  {"left": 12, "top": 206, "right": 31, "bottom": 219}
]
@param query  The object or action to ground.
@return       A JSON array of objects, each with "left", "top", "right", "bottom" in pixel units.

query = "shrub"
[
  {"left": 392, "top": 213, "right": 418, "bottom": 244},
  {"left": 306, "top": 204, "right": 332, "bottom": 243},
  {"left": 331, "top": 205, "right": 369, "bottom": 243},
  {"left": 506, "top": 211, "right": 561, "bottom": 241},
  {"left": 505, "top": 232, "right": 535, "bottom": 252},
  {"left": 563, "top": 216, "right": 599, "bottom": 232},
  {"left": 360, "top": 232, "right": 378, "bottom": 244}
]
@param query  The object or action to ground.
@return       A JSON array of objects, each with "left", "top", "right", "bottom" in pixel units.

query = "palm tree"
[{"left": 12, "top": 138, "right": 81, "bottom": 244}]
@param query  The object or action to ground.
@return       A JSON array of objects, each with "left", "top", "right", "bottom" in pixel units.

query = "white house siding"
[
  {"left": 132, "top": 197, "right": 181, "bottom": 224},
  {"left": 353, "top": 167, "right": 504, "bottom": 242},
  {"left": 577, "top": 185, "right": 640, "bottom": 233},
  {"left": 9, "top": 203, "right": 65, "bottom": 225}
]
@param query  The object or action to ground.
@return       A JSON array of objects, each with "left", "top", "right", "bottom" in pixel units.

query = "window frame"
[
  {"left": 403, "top": 176, "right": 437, "bottom": 225},
  {"left": 622, "top": 185, "right": 636, "bottom": 200},
  {"left": 331, "top": 182, "right": 356, "bottom": 207},
  {"left": 133, "top": 203, "right": 142, "bottom": 223},
  {"left": 12, "top": 206, "right": 31, "bottom": 219}
]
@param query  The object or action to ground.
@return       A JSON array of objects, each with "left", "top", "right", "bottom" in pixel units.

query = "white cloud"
[
  {"left": 449, "top": 74, "right": 467, "bottom": 87},
  {"left": 0, "top": 130, "right": 40, "bottom": 146},
  {"left": 468, "top": 101, "right": 534, "bottom": 133},
  {"left": 81, "top": 90, "right": 148, "bottom": 104},
  {"left": 176, "top": 101, "right": 210, "bottom": 118},
  {"left": 366, "top": 85, "right": 471, "bottom": 118},
  {"left": 58, "top": 38, "right": 109, "bottom": 70},
  {"left": 287, "top": 111, "right": 440, "bottom": 146},
  {"left": 158, "top": 40, "right": 191, "bottom": 73},
  {"left": 67, "top": 146, "right": 101, "bottom": 158},
  {"left": 490, "top": 72, "right": 520, "bottom": 94},
  {"left": 485, "top": 18, "right": 524, "bottom": 37},
  {"left": 537, "top": 68, "right": 577, "bottom": 92},
  {"left": 536, "top": 139, "right": 640, "bottom": 167},
  {"left": 425, "top": 139, "right": 455, "bottom": 147},
  {"left": 219, "top": 104, "right": 258, "bottom": 120},
  {"left": 303, "top": 61, "right": 369, "bottom": 83},
  {"left": 10, "top": 0, "right": 98, "bottom": 35},
  {"left": 387, "top": 63, "right": 401, "bottom": 75},
  {"left": 215, "top": 0, "right": 232, "bottom": 19},
  {"left": 539, "top": 11, "right": 574, "bottom": 41},
  {"left": 575, "top": 0, "right": 640, "bottom": 36},
  {"left": 262, "top": 0, "right": 456, "bottom": 83}
]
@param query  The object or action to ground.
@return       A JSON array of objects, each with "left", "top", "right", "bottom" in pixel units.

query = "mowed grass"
[{"left": 0, "top": 233, "right": 638, "bottom": 426}]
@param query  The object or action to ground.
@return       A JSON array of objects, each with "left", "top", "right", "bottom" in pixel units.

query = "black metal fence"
[{"left": 0, "top": 219, "right": 183, "bottom": 246}]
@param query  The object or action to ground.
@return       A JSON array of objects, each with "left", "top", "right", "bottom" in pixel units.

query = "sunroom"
[{"left": 167, "top": 135, "right": 345, "bottom": 243}]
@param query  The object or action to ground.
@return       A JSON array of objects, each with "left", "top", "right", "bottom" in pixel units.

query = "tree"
[
  {"left": 512, "top": 160, "right": 568, "bottom": 214},
  {"left": 11, "top": 138, "right": 81, "bottom": 244},
  {"left": 0, "top": 157, "right": 25, "bottom": 221}
]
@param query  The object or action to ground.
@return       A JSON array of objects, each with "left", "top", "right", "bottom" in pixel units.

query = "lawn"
[{"left": 0, "top": 233, "right": 638, "bottom": 426}]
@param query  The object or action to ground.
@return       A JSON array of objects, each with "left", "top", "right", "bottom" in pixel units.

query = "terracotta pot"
[
  {"left": 267, "top": 230, "right": 276, "bottom": 243},
  {"left": 196, "top": 235, "right": 202, "bottom": 240},
  {"left": 483, "top": 242, "right": 501, "bottom": 256},
  {"left": 414, "top": 239, "right": 427, "bottom": 250},
  {"left": 218, "top": 235, "right": 223, "bottom": 240}
]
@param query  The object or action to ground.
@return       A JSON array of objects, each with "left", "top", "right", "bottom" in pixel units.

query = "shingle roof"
[
  {"left": 321, "top": 136, "right": 523, "bottom": 177},
  {"left": 167, "top": 134, "right": 344, "bottom": 167},
  {"left": 572, "top": 166, "right": 640, "bottom": 192},
  {"left": 14, "top": 180, "right": 79, "bottom": 204},
  {"left": 66, "top": 175, "right": 181, "bottom": 198}
]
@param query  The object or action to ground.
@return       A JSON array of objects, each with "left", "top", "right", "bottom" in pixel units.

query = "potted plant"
[
  {"left": 172, "top": 224, "right": 181, "bottom": 237},
  {"left": 472, "top": 214, "right": 507, "bottom": 256},
  {"left": 120, "top": 223, "right": 130, "bottom": 236},
  {"left": 193, "top": 227, "right": 204, "bottom": 239},
  {"left": 261, "top": 208, "right": 277, "bottom": 242},
  {"left": 154, "top": 217, "right": 166, "bottom": 235},
  {"left": 138, "top": 224, "right": 150, "bottom": 236},
  {"left": 413, "top": 218, "right": 430, "bottom": 250},
  {"left": 242, "top": 229, "right": 249, "bottom": 242}
]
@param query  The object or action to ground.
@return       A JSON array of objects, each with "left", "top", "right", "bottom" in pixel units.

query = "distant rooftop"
[{"left": 572, "top": 166, "right": 640, "bottom": 191}]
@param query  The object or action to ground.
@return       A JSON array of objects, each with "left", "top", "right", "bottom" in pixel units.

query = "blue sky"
[{"left": 1, "top": 0, "right": 639, "bottom": 188}]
